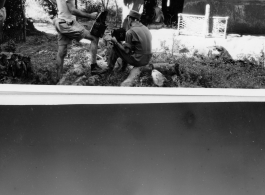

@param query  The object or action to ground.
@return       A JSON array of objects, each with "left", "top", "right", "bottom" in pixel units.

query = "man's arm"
[
  {"left": 66, "top": 0, "right": 97, "bottom": 19},
  {"left": 111, "top": 37, "right": 133, "bottom": 54},
  {"left": 48, "top": 0, "right": 57, "bottom": 6}
]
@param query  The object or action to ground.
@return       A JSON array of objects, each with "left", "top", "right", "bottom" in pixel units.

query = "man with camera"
[
  {"left": 102, "top": 10, "right": 152, "bottom": 75},
  {"left": 52, "top": 0, "right": 103, "bottom": 81}
]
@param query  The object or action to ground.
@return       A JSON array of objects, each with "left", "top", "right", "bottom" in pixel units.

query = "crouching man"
[
  {"left": 53, "top": 0, "right": 103, "bottom": 81},
  {"left": 102, "top": 10, "right": 152, "bottom": 75}
]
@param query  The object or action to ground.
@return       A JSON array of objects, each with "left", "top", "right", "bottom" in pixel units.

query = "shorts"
[
  {"left": 0, "top": 7, "right": 6, "bottom": 24},
  {"left": 53, "top": 18, "right": 88, "bottom": 46}
]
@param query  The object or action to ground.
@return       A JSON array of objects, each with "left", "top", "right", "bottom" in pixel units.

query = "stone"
[{"left": 151, "top": 69, "right": 166, "bottom": 87}]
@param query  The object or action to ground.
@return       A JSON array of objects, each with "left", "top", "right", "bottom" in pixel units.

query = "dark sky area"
[{"left": 0, "top": 103, "right": 265, "bottom": 195}]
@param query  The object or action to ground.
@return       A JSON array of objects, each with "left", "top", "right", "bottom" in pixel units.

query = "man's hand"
[
  {"left": 90, "top": 12, "right": 98, "bottom": 20},
  {"left": 111, "top": 37, "right": 118, "bottom": 44}
]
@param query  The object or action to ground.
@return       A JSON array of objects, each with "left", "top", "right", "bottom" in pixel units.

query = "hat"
[{"left": 128, "top": 10, "right": 141, "bottom": 20}]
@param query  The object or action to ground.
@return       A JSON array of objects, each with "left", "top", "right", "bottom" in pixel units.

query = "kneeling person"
[
  {"left": 103, "top": 10, "right": 152, "bottom": 74},
  {"left": 53, "top": 0, "right": 103, "bottom": 80}
]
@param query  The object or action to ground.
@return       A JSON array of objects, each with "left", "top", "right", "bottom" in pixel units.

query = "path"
[{"left": 35, "top": 23, "right": 265, "bottom": 60}]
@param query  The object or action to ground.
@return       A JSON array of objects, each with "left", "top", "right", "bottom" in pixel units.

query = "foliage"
[
  {"left": 3, "top": 40, "right": 16, "bottom": 52},
  {"left": 82, "top": 0, "right": 103, "bottom": 13},
  {"left": 174, "top": 56, "right": 265, "bottom": 88},
  {"left": 36, "top": 0, "right": 57, "bottom": 19},
  {"left": 81, "top": 0, "right": 122, "bottom": 25}
]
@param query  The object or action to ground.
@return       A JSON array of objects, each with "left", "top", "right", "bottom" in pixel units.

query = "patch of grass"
[{"left": 175, "top": 56, "right": 265, "bottom": 88}]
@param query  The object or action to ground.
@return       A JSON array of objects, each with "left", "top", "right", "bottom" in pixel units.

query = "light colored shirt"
[{"left": 56, "top": 0, "right": 76, "bottom": 22}]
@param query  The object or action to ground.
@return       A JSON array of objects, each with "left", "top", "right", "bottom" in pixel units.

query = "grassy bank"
[{"left": 2, "top": 31, "right": 265, "bottom": 88}]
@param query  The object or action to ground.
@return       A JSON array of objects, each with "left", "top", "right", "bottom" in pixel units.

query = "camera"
[
  {"left": 90, "top": 11, "right": 108, "bottom": 38},
  {"left": 111, "top": 28, "right": 126, "bottom": 42}
]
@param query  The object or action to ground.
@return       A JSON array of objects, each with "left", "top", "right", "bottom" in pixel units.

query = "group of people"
[
  {"left": 1, "top": 0, "right": 154, "bottom": 83},
  {"left": 53, "top": 0, "right": 153, "bottom": 82}
]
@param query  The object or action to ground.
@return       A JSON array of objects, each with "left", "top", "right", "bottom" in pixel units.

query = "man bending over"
[
  {"left": 53, "top": 0, "right": 103, "bottom": 81},
  {"left": 102, "top": 10, "right": 152, "bottom": 74}
]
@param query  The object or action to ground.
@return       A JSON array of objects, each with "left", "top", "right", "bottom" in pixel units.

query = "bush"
[{"left": 174, "top": 56, "right": 265, "bottom": 88}]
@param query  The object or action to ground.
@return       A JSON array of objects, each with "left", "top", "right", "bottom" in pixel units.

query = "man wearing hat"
[{"left": 102, "top": 10, "right": 152, "bottom": 74}]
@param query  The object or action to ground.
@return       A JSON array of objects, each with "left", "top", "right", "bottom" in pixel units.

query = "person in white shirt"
[{"left": 52, "top": 0, "right": 103, "bottom": 81}]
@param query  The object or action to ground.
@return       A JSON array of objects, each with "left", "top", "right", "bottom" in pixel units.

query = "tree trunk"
[
  {"left": 0, "top": 0, "right": 6, "bottom": 8},
  {"left": 0, "top": 0, "right": 6, "bottom": 43},
  {"left": 141, "top": 0, "right": 157, "bottom": 25},
  {"left": 22, "top": 0, "right": 26, "bottom": 42},
  {"left": 162, "top": 0, "right": 184, "bottom": 26},
  {"left": 114, "top": 0, "right": 119, "bottom": 27}
]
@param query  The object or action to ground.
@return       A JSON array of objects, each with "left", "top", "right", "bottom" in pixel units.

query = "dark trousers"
[{"left": 108, "top": 44, "right": 139, "bottom": 69}]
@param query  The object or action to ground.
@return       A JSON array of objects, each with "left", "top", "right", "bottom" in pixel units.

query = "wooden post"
[
  {"left": 177, "top": 13, "right": 181, "bottom": 35},
  {"left": 224, "top": 16, "right": 229, "bottom": 39},
  {"left": 204, "top": 4, "right": 210, "bottom": 37}
]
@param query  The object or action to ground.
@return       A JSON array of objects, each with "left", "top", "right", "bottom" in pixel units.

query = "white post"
[
  {"left": 177, "top": 13, "right": 181, "bottom": 35},
  {"left": 204, "top": 4, "right": 210, "bottom": 37},
  {"left": 224, "top": 16, "right": 229, "bottom": 39}
]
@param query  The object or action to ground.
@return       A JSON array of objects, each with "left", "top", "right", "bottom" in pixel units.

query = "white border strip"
[
  {"left": 1, "top": 84, "right": 265, "bottom": 96},
  {"left": 0, "top": 94, "right": 264, "bottom": 105},
  {"left": 0, "top": 84, "right": 265, "bottom": 104}
]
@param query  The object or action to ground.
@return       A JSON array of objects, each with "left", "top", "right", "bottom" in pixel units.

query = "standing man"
[
  {"left": 52, "top": 0, "right": 103, "bottom": 81},
  {"left": 102, "top": 10, "right": 152, "bottom": 74},
  {"left": 0, "top": 0, "right": 7, "bottom": 42}
]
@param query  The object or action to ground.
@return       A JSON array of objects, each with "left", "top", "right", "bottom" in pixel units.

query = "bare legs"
[
  {"left": 56, "top": 30, "right": 99, "bottom": 80},
  {"left": 86, "top": 33, "right": 99, "bottom": 64},
  {"left": 56, "top": 45, "right": 67, "bottom": 80}
]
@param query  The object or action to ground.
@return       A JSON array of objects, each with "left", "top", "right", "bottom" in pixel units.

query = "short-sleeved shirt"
[
  {"left": 56, "top": 0, "right": 76, "bottom": 23},
  {"left": 54, "top": 0, "right": 88, "bottom": 45},
  {"left": 125, "top": 22, "right": 152, "bottom": 66}
]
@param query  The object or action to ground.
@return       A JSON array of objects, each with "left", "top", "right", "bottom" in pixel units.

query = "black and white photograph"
[
  {"left": 1, "top": 1, "right": 265, "bottom": 195},
  {"left": 1, "top": 0, "right": 265, "bottom": 88}
]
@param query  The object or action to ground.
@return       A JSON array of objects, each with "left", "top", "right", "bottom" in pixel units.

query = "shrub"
[{"left": 175, "top": 56, "right": 265, "bottom": 88}]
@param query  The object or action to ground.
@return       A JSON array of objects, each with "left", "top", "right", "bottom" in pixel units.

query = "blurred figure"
[{"left": 148, "top": 5, "right": 165, "bottom": 29}]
